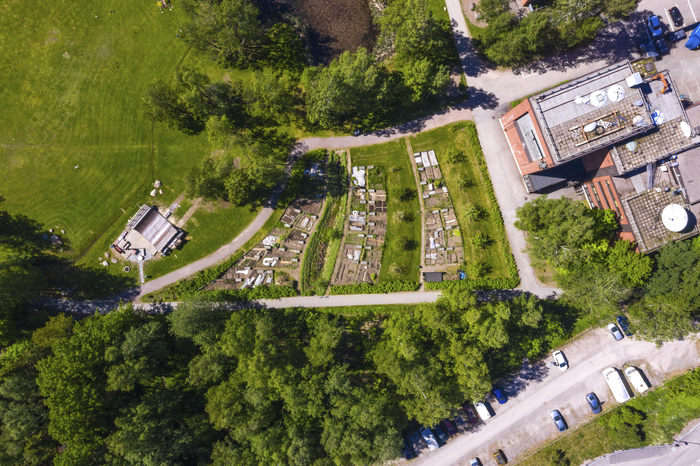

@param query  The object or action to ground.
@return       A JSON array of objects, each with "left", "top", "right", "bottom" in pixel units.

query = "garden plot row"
[
  {"left": 333, "top": 166, "right": 388, "bottom": 286},
  {"left": 415, "top": 150, "right": 465, "bottom": 267},
  {"left": 207, "top": 161, "right": 328, "bottom": 291}
]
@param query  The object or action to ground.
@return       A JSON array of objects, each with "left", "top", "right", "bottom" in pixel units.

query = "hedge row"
[
  {"left": 464, "top": 121, "right": 520, "bottom": 287},
  {"left": 329, "top": 281, "right": 419, "bottom": 295},
  {"left": 424, "top": 277, "right": 520, "bottom": 291},
  {"left": 192, "top": 286, "right": 298, "bottom": 302}
]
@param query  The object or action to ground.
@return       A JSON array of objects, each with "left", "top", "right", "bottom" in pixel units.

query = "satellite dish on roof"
[
  {"left": 607, "top": 84, "right": 625, "bottom": 102},
  {"left": 662, "top": 204, "right": 688, "bottom": 232},
  {"left": 590, "top": 90, "right": 608, "bottom": 107}
]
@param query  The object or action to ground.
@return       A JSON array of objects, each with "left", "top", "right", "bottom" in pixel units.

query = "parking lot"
[{"left": 642, "top": 0, "right": 700, "bottom": 30}]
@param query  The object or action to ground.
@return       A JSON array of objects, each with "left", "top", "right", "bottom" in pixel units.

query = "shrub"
[
  {"left": 397, "top": 237, "right": 418, "bottom": 251},
  {"left": 445, "top": 147, "right": 466, "bottom": 163},
  {"left": 390, "top": 165, "right": 401, "bottom": 173},
  {"left": 464, "top": 203, "right": 482, "bottom": 222},
  {"left": 469, "top": 261, "right": 489, "bottom": 278},
  {"left": 390, "top": 263, "right": 406, "bottom": 275},
  {"left": 471, "top": 233, "right": 490, "bottom": 249},
  {"left": 397, "top": 186, "right": 416, "bottom": 202},
  {"left": 458, "top": 174, "right": 474, "bottom": 189},
  {"left": 194, "top": 285, "right": 298, "bottom": 301},
  {"left": 393, "top": 211, "right": 415, "bottom": 223}
]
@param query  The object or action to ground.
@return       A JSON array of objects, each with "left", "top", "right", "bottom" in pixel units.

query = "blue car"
[
  {"left": 647, "top": 15, "right": 662, "bottom": 38},
  {"left": 586, "top": 393, "right": 602, "bottom": 414},
  {"left": 493, "top": 386, "right": 508, "bottom": 404},
  {"left": 687, "top": 23, "right": 700, "bottom": 50}
]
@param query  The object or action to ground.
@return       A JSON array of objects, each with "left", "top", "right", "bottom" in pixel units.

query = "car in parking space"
[
  {"left": 550, "top": 410, "right": 568, "bottom": 432},
  {"left": 493, "top": 449, "right": 507, "bottom": 465},
  {"left": 469, "top": 458, "right": 482, "bottom": 466},
  {"left": 432, "top": 424, "right": 447, "bottom": 442},
  {"left": 463, "top": 404, "right": 479, "bottom": 423},
  {"left": 669, "top": 6, "right": 684, "bottom": 27},
  {"left": 552, "top": 350, "right": 568, "bottom": 371},
  {"left": 625, "top": 366, "right": 650, "bottom": 393},
  {"left": 607, "top": 323, "right": 624, "bottom": 341},
  {"left": 443, "top": 419, "right": 457, "bottom": 436},
  {"left": 493, "top": 386, "right": 508, "bottom": 404},
  {"left": 616, "top": 315, "right": 633, "bottom": 336},
  {"left": 586, "top": 392, "right": 602, "bottom": 414},
  {"left": 420, "top": 427, "right": 439, "bottom": 451},
  {"left": 475, "top": 401, "right": 492, "bottom": 420},
  {"left": 453, "top": 413, "right": 467, "bottom": 427},
  {"left": 647, "top": 14, "right": 663, "bottom": 38},
  {"left": 403, "top": 439, "right": 414, "bottom": 460}
]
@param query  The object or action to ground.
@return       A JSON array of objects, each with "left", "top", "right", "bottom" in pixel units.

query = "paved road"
[
  {"left": 403, "top": 328, "right": 700, "bottom": 466},
  {"left": 588, "top": 420, "right": 700, "bottom": 465}
]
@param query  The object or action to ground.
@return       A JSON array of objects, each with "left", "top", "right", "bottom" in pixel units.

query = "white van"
[
  {"left": 475, "top": 402, "right": 492, "bottom": 420},
  {"left": 624, "top": 367, "right": 650, "bottom": 393},
  {"left": 603, "top": 367, "right": 631, "bottom": 403}
]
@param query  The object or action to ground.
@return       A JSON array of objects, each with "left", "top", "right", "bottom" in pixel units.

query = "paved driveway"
[{"left": 403, "top": 329, "right": 700, "bottom": 466}]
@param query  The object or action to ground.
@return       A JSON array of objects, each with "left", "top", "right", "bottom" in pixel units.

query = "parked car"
[
  {"left": 475, "top": 402, "right": 492, "bottom": 420},
  {"left": 647, "top": 15, "right": 663, "bottom": 37},
  {"left": 453, "top": 414, "right": 467, "bottom": 427},
  {"left": 625, "top": 367, "right": 650, "bottom": 393},
  {"left": 403, "top": 439, "right": 414, "bottom": 460},
  {"left": 586, "top": 392, "right": 602, "bottom": 414},
  {"left": 655, "top": 38, "right": 669, "bottom": 55},
  {"left": 443, "top": 419, "right": 457, "bottom": 436},
  {"left": 420, "top": 427, "right": 439, "bottom": 451},
  {"left": 616, "top": 315, "right": 633, "bottom": 336},
  {"left": 607, "top": 323, "right": 624, "bottom": 341},
  {"left": 550, "top": 410, "right": 568, "bottom": 432},
  {"left": 669, "top": 6, "right": 684, "bottom": 27},
  {"left": 469, "top": 458, "right": 482, "bottom": 466},
  {"left": 493, "top": 449, "right": 507, "bottom": 465},
  {"left": 493, "top": 386, "right": 508, "bottom": 404},
  {"left": 553, "top": 350, "right": 569, "bottom": 371},
  {"left": 463, "top": 404, "right": 479, "bottom": 423},
  {"left": 432, "top": 424, "right": 447, "bottom": 443}
]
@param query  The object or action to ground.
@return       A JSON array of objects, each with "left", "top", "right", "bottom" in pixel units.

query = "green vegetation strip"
[
  {"left": 329, "top": 282, "right": 419, "bottom": 295},
  {"left": 517, "top": 368, "right": 700, "bottom": 466}
]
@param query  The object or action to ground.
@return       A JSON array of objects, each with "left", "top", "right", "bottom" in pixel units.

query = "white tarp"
[
  {"left": 421, "top": 152, "right": 431, "bottom": 167},
  {"left": 352, "top": 169, "right": 366, "bottom": 187},
  {"left": 428, "top": 150, "right": 438, "bottom": 166},
  {"left": 262, "top": 235, "right": 277, "bottom": 247},
  {"left": 253, "top": 274, "right": 264, "bottom": 288},
  {"left": 415, "top": 156, "right": 422, "bottom": 164}
]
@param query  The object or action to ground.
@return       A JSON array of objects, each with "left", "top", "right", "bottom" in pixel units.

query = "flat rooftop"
[
  {"left": 621, "top": 186, "right": 698, "bottom": 253},
  {"left": 530, "top": 62, "right": 649, "bottom": 163},
  {"left": 609, "top": 74, "right": 699, "bottom": 172}
]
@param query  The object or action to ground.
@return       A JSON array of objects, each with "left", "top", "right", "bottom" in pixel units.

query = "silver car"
[
  {"left": 607, "top": 323, "right": 624, "bottom": 341},
  {"left": 550, "top": 410, "right": 567, "bottom": 432}
]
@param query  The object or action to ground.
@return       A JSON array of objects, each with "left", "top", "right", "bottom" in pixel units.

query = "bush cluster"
[{"left": 329, "top": 281, "right": 419, "bottom": 295}]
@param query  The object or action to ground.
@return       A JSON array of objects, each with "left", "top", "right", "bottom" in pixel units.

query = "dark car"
[
  {"left": 616, "top": 315, "right": 633, "bottom": 336},
  {"left": 463, "top": 404, "right": 478, "bottom": 423},
  {"left": 432, "top": 424, "right": 447, "bottom": 443},
  {"left": 669, "top": 7, "right": 684, "bottom": 27},
  {"left": 648, "top": 15, "right": 663, "bottom": 38},
  {"left": 655, "top": 38, "right": 669, "bottom": 54},
  {"left": 493, "top": 386, "right": 508, "bottom": 404},
  {"left": 403, "top": 439, "right": 414, "bottom": 460},
  {"left": 586, "top": 392, "right": 602, "bottom": 414},
  {"left": 443, "top": 419, "right": 457, "bottom": 436}
]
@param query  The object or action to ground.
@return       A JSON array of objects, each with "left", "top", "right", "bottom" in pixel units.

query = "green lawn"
[
  {"left": 144, "top": 202, "right": 261, "bottom": 279},
  {"left": 350, "top": 139, "right": 421, "bottom": 283},
  {"left": 0, "top": 0, "right": 191, "bottom": 256},
  {"left": 410, "top": 124, "right": 511, "bottom": 278}
]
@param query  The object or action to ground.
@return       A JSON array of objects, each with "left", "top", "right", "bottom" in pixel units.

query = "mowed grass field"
[
  {"left": 0, "top": 0, "right": 191, "bottom": 256},
  {"left": 350, "top": 139, "right": 421, "bottom": 283},
  {"left": 410, "top": 124, "right": 512, "bottom": 278}
]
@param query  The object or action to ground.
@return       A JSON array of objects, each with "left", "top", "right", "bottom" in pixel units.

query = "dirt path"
[{"left": 175, "top": 198, "right": 202, "bottom": 228}]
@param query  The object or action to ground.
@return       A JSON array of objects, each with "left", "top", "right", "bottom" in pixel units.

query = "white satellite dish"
[
  {"left": 662, "top": 204, "right": 688, "bottom": 232},
  {"left": 590, "top": 90, "right": 608, "bottom": 107},
  {"left": 607, "top": 84, "right": 625, "bottom": 102}
]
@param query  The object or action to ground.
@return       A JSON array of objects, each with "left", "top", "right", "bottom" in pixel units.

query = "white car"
[
  {"left": 469, "top": 458, "right": 482, "bottom": 466},
  {"left": 553, "top": 350, "right": 568, "bottom": 371},
  {"left": 624, "top": 367, "right": 650, "bottom": 393}
]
